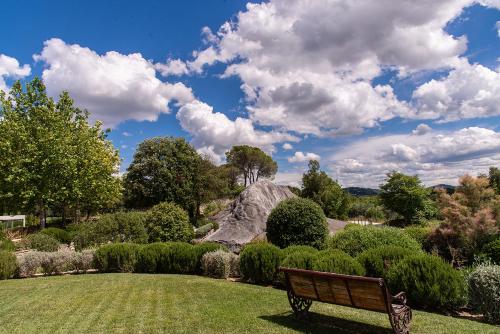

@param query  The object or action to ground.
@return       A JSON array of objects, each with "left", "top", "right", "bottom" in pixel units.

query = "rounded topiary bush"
[
  {"left": 0, "top": 250, "right": 17, "bottom": 279},
  {"left": 267, "top": 198, "right": 328, "bottom": 249},
  {"left": 468, "top": 264, "right": 500, "bottom": 324},
  {"left": 329, "top": 225, "right": 421, "bottom": 257},
  {"left": 201, "top": 250, "right": 239, "bottom": 279},
  {"left": 26, "top": 233, "right": 60, "bottom": 252},
  {"left": 239, "top": 243, "right": 280, "bottom": 284},
  {"left": 95, "top": 243, "right": 141, "bottom": 272},
  {"left": 193, "top": 242, "right": 229, "bottom": 273},
  {"left": 357, "top": 245, "right": 414, "bottom": 279},
  {"left": 386, "top": 254, "right": 465, "bottom": 309},
  {"left": 145, "top": 202, "right": 194, "bottom": 242},
  {"left": 41, "top": 227, "right": 72, "bottom": 244},
  {"left": 280, "top": 245, "right": 319, "bottom": 261},
  {"left": 158, "top": 242, "right": 197, "bottom": 274},
  {"left": 312, "top": 250, "right": 365, "bottom": 276},
  {"left": 482, "top": 238, "right": 500, "bottom": 264}
]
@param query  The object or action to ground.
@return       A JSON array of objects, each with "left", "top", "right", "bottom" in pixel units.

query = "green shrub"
[
  {"left": 157, "top": 242, "right": 197, "bottom": 274},
  {"left": 0, "top": 229, "right": 15, "bottom": 251},
  {"left": 0, "top": 251, "right": 17, "bottom": 279},
  {"left": 482, "top": 238, "right": 500, "bottom": 264},
  {"left": 201, "top": 250, "right": 239, "bottom": 279},
  {"left": 137, "top": 242, "right": 198, "bottom": 274},
  {"left": 95, "top": 243, "right": 141, "bottom": 272},
  {"left": 145, "top": 202, "right": 194, "bottom": 242},
  {"left": 26, "top": 233, "right": 60, "bottom": 252},
  {"left": 403, "top": 225, "right": 434, "bottom": 247},
  {"left": 136, "top": 243, "right": 170, "bottom": 273},
  {"left": 357, "top": 246, "right": 414, "bottom": 278},
  {"left": 468, "top": 264, "right": 500, "bottom": 324},
  {"left": 240, "top": 243, "right": 280, "bottom": 284},
  {"left": 41, "top": 227, "right": 72, "bottom": 244},
  {"left": 280, "top": 245, "right": 318, "bottom": 261},
  {"left": 312, "top": 250, "right": 365, "bottom": 276},
  {"left": 267, "top": 198, "right": 328, "bottom": 249},
  {"left": 194, "top": 223, "right": 215, "bottom": 238},
  {"left": 329, "top": 225, "right": 421, "bottom": 257},
  {"left": 387, "top": 254, "right": 466, "bottom": 309},
  {"left": 193, "top": 242, "right": 228, "bottom": 273},
  {"left": 71, "top": 211, "right": 148, "bottom": 250}
]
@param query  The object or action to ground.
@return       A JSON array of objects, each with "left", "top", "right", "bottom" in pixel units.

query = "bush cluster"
[
  {"left": 145, "top": 202, "right": 194, "bottom": 242},
  {"left": 16, "top": 249, "right": 95, "bottom": 277},
  {"left": 240, "top": 243, "right": 281, "bottom": 284},
  {"left": 0, "top": 229, "right": 15, "bottom": 251},
  {"left": 201, "top": 250, "right": 240, "bottom": 279},
  {"left": 266, "top": 198, "right": 328, "bottom": 249},
  {"left": 26, "top": 233, "right": 60, "bottom": 252},
  {"left": 0, "top": 251, "right": 17, "bottom": 279},
  {"left": 194, "top": 222, "right": 216, "bottom": 239},
  {"left": 41, "top": 227, "right": 72, "bottom": 244},
  {"left": 482, "top": 238, "right": 500, "bottom": 264},
  {"left": 313, "top": 250, "right": 365, "bottom": 276},
  {"left": 95, "top": 243, "right": 141, "bottom": 273},
  {"left": 329, "top": 225, "right": 421, "bottom": 257},
  {"left": 387, "top": 253, "right": 465, "bottom": 310},
  {"left": 403, "top": 225, "right": 433, "bottom": 247},
  {"left": 71, "top": 211, "right": 148, "bottom": 250},
  {"left": 357, "top": 246, "right": 414, "bottom": 279},
  {"left": 95, "top": 241, "right": 230, "bottom": 275},
  {"left": 468, "top": 264, "right": 500, "bottom": 324}
]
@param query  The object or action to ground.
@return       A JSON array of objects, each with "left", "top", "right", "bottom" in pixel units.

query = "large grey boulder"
[{"left": 202, "top": 180, "right": 296, "bottom": 252}]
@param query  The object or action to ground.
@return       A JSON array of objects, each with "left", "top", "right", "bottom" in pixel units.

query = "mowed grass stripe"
[{"left": 0, "top": 273, "right": 498, "bottom": 334}]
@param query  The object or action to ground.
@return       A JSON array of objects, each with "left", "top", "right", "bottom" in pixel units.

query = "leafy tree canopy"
[
  {"left": 0, "top": 78, "right": 121, "bottom": 226},
  {"left": 301, "top": 160, "right": 350, "bottom": 219},
  {"left": 225, "top": 145, "right": 277, "bottom": 186}
]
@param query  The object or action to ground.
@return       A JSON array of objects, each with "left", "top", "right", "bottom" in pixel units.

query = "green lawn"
[{"left": 0, "top": 274, "right": 497, "bottom": 334}]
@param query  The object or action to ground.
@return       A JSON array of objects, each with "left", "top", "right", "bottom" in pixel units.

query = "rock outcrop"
[{"left": 203, "top": 180, "right": 296, "bottom": 252}]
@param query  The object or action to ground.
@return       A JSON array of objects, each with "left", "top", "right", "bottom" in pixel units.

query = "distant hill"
[
  {"left": 344, "top": 187, "right": 380, "bottom": 196},
  {"left": 428, "top": 184, "right": 455, "bottom": 194}
]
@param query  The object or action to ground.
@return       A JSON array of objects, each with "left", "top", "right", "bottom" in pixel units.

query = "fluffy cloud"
[
  {"left": 410, "top": 60, "right": 500, "bottom": 121},
  {"left": 177, "top": 100, "right": 298, "bottom": 162},
  {"left": 168, "top": 0, "right": 500, "bottom": 136},
  {"left": 174, "top": 0, "right": 490, "bottom": 136},
  {"left": 0, "top": 54, "right": 31, "bottom": 92},
  {"left": 34, "top": 38, "right": 195, "bottom": 128},
  {"left": 282, "top": 143, "right": 293, "bottom": 150},
  {"left": 330, "top": 127, "right": 500, "bottom": 187},
  {"left": 155, "top": 59, "right": 189, "bottom": 77},
  {"left": 288, "top": 151, "right": 321, "bottom": 163},
  {"left": 412, "top": 123, "right": 433, "bottom": 135}
]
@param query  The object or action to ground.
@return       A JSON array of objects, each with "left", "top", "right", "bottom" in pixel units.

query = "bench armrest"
[{"left": 392, "top": 292, "right": 407, "bottom": 305}]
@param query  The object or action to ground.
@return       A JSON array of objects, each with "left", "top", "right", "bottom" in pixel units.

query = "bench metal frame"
[{"left": 280, "top": 267, "right": 412, "bottom": 334}]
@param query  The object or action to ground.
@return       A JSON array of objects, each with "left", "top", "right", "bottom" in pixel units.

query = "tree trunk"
[{"left": 39, "top": 209, "right": 46, "bottom": 229}]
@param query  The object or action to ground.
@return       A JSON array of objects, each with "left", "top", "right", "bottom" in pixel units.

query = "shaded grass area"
[{"left": 0, "top": 274, "right": 497, "bottom": 334}]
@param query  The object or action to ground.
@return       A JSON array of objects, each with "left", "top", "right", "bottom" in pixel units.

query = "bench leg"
[
  {"left": 389, "top": 307, "right": 412, "bottom": 334},
  {"left": 287, "top": 290, "right": 312, "bottom": 318}
]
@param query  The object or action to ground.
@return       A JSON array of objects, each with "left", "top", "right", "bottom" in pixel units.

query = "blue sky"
[{"left": 1, "top": 0, "right": 500, "bottom": 187}]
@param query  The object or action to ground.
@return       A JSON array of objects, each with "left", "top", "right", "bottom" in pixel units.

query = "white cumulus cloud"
[
  {"left": 177, "top": 100, "right": 298, "bottom": 162},
  {"left": 34, "top": 38, "right": 195, "bottom": 128},
  {"left": 330, "top": 127, "right": 500, "bottom": 187},
  {"left": 288, "top": 151, "right": 321, "bottom": 163},
  {"left": 0, "top": 54, "right": 31, "bottom": 92}
]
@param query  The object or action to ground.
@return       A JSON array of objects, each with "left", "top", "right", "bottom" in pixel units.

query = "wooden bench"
[{"left": 280, "top": 267, "right": 412, "bottom": 334}]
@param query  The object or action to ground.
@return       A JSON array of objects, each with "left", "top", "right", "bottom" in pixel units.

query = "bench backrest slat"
[{"left": 282, "top": 267, "right": 390, "bottom": 313}]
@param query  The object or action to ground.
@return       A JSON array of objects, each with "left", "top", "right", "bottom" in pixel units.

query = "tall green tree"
[
  {"left": 379, "top": 171, "right": 435, "bottom": 225},
  {"left": 301, "top": 160, "right": 350, "bottom": 219},
  {"left": 225, "top": 145, "right": 278, "bottom": 186},
  {"left": 489, "top": 167, "right": 500, "bottom": 195},
  {"left": 123, "top": 137, "right": 200, "bottom": 218},
  {"left": 0, "top": 78, "right": 121, "bottom": 227}
]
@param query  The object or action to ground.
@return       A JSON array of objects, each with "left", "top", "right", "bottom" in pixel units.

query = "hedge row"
[{"left": 94, "top": 242, "right": 228, "bottom": 274}]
